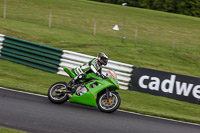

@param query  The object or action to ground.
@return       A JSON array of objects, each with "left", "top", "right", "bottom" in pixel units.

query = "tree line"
[{"left": 91, "top": 0, "right": 200, "bottom": 17}]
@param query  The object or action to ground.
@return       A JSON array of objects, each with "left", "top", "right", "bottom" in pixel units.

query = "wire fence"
[{"left": 0, "top": 0, "right": 199, "bottom": 53}]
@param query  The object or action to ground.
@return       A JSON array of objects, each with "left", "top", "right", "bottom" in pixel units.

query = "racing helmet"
[{"left": 97, "top": 52, "right": 108, "bottom": 66}]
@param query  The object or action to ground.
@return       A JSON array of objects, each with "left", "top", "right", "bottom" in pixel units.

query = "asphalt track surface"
[{"left": 0, "top": 87, "right": 200, "bottom": 133}]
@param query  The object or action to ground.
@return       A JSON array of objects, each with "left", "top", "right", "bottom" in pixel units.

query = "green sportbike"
[{"left": 48, "top": 66, "right": 121, "bottom": 113}]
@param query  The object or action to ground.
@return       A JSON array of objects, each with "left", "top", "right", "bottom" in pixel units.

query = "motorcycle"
[{"left": 48, "top": 66, "right": 121, "bottom": 113}]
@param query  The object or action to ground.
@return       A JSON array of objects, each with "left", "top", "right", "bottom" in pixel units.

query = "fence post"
[
  {"left": 184, "top": 38, "right": 188, "bottom": 51},
  {"left": 189, "top": 36, "right": 192, "bottom": 51},
  {"left": 93, "top": 20, "right": 96, "bottom": 35},
  {"left": 134, "top": 26, "right": 138, "bottom": 47},
  {"left": 3, "top": 0, "right": 6, "bottom": 19},
  {"left": 49, "top": 10, "right": 52, "bottom": 27},
  {"left": 172, "top": 32, "right": 175, "bottom": 49}
]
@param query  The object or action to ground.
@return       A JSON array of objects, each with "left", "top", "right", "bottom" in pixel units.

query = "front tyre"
[
  {"left": 97, "top": 91, "right": 121, "bottom": 113},
  {"left": 48, "top": 82, "right": 69, "bottom": 104}
]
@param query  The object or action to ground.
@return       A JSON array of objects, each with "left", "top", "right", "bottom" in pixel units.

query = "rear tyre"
[
  {"left": 97, "top": 91, "right": 121, "bottom": 113},
  {"left": 48, "top": 82, "right": 69, "bottom": 104}
]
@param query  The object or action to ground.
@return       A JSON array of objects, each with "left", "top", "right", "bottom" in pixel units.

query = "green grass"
[
  {"left": 0, "top": 59, "right": 68, "bottom": 94},
  {"left": 0, "top": 0, "right": 200, "bottom": 124},
  {"left": 0, "top": 127, "right": 25, "bottom": 133}
]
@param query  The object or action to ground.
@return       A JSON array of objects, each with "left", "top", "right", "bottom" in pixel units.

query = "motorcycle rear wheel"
[
  {"left": 97, "top": 91, "right": 121, "bottom": 113},
  {"left": 48, "top": 82, "right": 69, "bottom": 104}
]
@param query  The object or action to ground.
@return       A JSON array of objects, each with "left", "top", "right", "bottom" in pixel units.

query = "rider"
[{"left": 67, "top": 52, "right": 108, "bottom": 90}]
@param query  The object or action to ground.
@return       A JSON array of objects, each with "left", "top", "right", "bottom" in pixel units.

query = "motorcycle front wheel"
[
  {"left": 48, "top": 82, "right": 69, "bottom": 104},
  {"left": 97, "top": 91, "right": 121, "bottom": 113}
]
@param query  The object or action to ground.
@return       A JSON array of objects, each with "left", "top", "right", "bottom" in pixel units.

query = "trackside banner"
[{"left": 130, "top": 67, "right": 200, "bottom": 104}]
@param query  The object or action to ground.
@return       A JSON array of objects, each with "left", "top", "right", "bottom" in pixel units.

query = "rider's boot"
[
  {"left": 67, "top": 79, "right": 76, "bottom": 93},
  {"left": 67, "top": 79, "right": 74, "bottom": 90},
  {"left": 67, "top": 75, "right": 84, "bottom": 93}
]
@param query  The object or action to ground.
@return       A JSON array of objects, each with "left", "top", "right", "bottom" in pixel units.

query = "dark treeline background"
[{"left": 91, "top": 0, "right": 200, "bottom": 17}]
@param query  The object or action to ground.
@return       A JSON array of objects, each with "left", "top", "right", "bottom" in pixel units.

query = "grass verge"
[{"left": 0, "top": 127, "right": 25, "bottom": 133}]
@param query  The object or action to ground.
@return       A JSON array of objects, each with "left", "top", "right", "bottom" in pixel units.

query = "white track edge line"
[
  {"left": 117, "top": 109, "right": 200, "bottom": 127},
  {"left": 0, "top": 86, "right": 199, "bottom": 127},
  {"left": 0, "top": 86, "right": 47, "bottom": 98}
]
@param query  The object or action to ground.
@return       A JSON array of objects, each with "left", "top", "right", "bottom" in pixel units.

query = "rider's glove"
[
  {"left": 100, "top": 74, "right": 106, "bottom": 79},
  {"left": 96, "top": 72, "right": 104, "bottom": 79},
  {"left": 96, "top": 72, "right": 101, "bottom": 76}
]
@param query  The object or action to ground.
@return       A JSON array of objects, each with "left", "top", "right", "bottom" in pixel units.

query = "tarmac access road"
[{"left": 0, "top": 87, "right": 200, "bottom": 133}]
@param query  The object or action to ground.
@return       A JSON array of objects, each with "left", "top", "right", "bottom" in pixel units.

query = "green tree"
[
  {"left": 90, "top": 0, "right": 200, "bottom": 17},
  {"left": 178, "top": 0, "right": 200, "bottom": 17},
  {"left": 153, "top": 0, "right": 166, "bottom": 11},
  {"left": 138, "top": 0, "right": 154, "bottom": 9}
]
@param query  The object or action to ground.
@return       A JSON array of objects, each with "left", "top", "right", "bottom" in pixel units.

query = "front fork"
[{"left": 106, "top": 88, "right": 112, "bottom": 102}]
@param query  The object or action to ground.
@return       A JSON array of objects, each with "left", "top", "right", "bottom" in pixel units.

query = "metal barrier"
[
  {"left": 0, "top": 34, "right": 134, "bottom": 90},
  {"left": 0, "top": 34, "right": 62, "bottom": 73}
]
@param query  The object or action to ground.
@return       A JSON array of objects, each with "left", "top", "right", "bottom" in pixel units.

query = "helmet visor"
[{"left": 101, "top": 57, "right": 108, "bottom": 65}]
